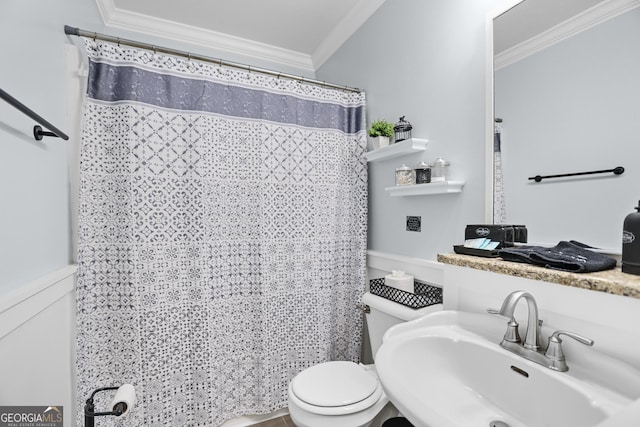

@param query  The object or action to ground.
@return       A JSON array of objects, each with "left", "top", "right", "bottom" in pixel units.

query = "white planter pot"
[{"left": 370, "top": 136, "right": 390, "bottom": 150}]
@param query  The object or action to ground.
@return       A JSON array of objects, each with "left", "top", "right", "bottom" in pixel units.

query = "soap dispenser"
[{"left": 622, "top": 200, "right": 640, "bottom": 275}]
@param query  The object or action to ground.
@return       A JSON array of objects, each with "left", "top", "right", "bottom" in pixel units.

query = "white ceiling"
[{"left": 99, "top": 0, "right": 387, "bottom": 73}]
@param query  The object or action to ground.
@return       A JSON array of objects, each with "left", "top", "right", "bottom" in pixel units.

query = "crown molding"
[
  {"left": 312, "top": 0, "right": 387, "bottom": 70},
  {"left": 495, "top": 0, "right": 640, "bottom": 70},
  {"left": 95, "top": 0, "right": 315, "bottom": 74}
]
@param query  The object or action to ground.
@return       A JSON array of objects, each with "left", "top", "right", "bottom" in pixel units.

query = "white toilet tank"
[{"left": 362, "top": 291, "right": 442, "bottom": 359}]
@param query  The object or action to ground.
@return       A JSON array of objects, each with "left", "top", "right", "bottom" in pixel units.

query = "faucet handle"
[
  {"left": 545, "top": 330, "right": 594, "bottom": 361},
  {"left": 487, "top": 308, "right": 521, "bottom": 343},
  {"left": 503, "top": 319, "right": 521, "bottom": 343},
  {"left": 487, "top": 307, "right": 513, "bottom": 319}
]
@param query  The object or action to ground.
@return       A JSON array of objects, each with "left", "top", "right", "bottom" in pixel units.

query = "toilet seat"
[{"left": 289, "top": 361, "right": 383, "bottom": 416}]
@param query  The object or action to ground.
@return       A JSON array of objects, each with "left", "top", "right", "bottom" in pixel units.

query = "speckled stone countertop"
[{"left": 437, "top": 253, "right": 640, "bottom": 299}]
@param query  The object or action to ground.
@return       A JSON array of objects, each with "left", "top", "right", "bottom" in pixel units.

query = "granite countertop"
[{"left": 437, "top": 253, "right": 640, "bottom": 299}]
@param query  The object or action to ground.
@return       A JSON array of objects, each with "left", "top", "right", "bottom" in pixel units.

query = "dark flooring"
[{"left": 252, "top": 414, "right": 296, "bottom": 427}]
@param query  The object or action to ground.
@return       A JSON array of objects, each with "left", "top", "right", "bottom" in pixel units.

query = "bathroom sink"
[{"left": 375, "top": 311, "right": 640, "bottom": 427}]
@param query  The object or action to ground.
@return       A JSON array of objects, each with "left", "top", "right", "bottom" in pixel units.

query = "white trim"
[
  {"left": 96, "top": 0, "right": 315, "bottom": 74},
  {"left": 0, "top": 265, "right": 77, "bottom": 340},
  {"left": 485, "top": 9, "right": 495, "bottom": 224},
  {"left": 485, "top": 0, "right": 525, "bottom": 224},
  {"left": 97, "top": 0, "right": 386, "bottom": 74},
  {"left": 312, "top": 0, "right": 387, "bottom": 69},
  {"left": 495, "top": 0, "right": 640, "bottom": 70}
]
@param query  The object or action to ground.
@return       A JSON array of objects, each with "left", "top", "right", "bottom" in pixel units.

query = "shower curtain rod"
[{"left": 64, "top": 25, "right": 362, "bottom": 94}]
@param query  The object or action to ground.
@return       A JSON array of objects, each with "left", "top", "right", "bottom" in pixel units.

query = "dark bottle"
[{"left": 622, "top": 200, "right": 640, "bottom": 275}]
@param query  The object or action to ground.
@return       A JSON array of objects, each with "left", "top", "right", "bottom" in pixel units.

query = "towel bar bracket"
[
  {"left": 33, "top": 125, "right": 61, "bottom": 141},
  {"left": 0, "top": 87, "right": 69, "bottom": 141}
]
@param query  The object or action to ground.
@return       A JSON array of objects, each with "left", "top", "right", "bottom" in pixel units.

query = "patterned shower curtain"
[
  {"left": 76, "top": 40, "right": 367, "bottom": 426},
  {"left": 494, "top": 119, "right": 506, "bottom": 223}
]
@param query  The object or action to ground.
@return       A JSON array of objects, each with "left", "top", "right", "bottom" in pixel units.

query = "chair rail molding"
[{"left": 0, "top": 265, "right": 77, "bottom": 340}]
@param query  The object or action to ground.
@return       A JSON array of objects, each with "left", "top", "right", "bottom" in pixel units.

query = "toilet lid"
[{"left": 291, "top": 361, "right": 378, "bottom": 407}]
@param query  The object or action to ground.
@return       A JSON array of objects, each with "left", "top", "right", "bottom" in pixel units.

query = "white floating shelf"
[
  {"left": 385, "top": 181, "right": 465, "bottom": 196},
  {"left": 363, "top": 138, "right": 428, "bottom": 162}
]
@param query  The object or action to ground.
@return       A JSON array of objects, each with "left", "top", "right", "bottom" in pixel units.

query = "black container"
[
  {"left": 393, "top": 116, "right": 413, "bottom": 142},
  {"left": 512, "top": 225, "right": 528, "bottom": 243},
  {"left": 369, "top": 278, "right": 443, "bottom": 309},
  {"left": 465, "top": 224, "right": 516, "bottom": 249},
  {"left": 415, "top": 161, "right": 431, "bottom": 184},
  {"left": 622, "top": 201, "right": 640, "bottom": 275}
]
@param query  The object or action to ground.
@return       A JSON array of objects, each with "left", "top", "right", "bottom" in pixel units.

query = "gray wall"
[
  {"left": 317, "top": 0, "right": 503, "bottom": 259},
  {"left": 495, "top": 8, "right": 640, "bottom": 251},
  {"left": 0, "top": 0, "right": 315, "bottom": 295},
  {"left": 0, "top": 1, "right": 88, "bottom": 295}
]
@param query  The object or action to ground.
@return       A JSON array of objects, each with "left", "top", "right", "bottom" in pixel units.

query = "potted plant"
[{"left": 368, "top": 119, "right": 394, "bottom": 150}]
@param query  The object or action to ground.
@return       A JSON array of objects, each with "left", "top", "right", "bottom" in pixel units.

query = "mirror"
[{"left": 490, "top": 0, "right": 640, "bottom": 252}]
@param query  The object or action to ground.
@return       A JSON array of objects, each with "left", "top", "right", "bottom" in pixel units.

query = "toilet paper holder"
[{"left": 85, "top": 384, "right": 135, "bottom": 427}]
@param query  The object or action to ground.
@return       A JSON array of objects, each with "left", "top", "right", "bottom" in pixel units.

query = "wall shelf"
[
  {"left": 363, "top": 138, "right": 428, "bottom": 162},
  {"left": 385, "top": 181, "right": 465, "bottom": 196}
]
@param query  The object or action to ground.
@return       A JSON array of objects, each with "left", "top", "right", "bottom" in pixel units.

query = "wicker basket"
[{"left": 369, "top": 278, "right": 442, "bottom": 309}]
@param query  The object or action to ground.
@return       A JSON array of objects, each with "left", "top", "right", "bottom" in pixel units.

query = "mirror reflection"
[{"left": 493, "top": 0, "right": 640, "bottom": 251}]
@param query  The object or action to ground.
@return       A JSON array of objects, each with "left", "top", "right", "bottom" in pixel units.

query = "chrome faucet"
[
  {"left": 493, "top": 290, "right": 542, "bottom": 350},
  {"left": 488, "top": 290, "right": 594, "bottom": 372}
]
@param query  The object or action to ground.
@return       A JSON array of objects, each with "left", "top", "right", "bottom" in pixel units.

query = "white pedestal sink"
[{"left": 375, "top": 311, "right": 640, "bottom": 427}]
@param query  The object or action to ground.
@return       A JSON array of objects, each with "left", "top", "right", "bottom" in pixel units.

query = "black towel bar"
[
  {"left": 529, "top": 166, "right": 624, "bottom": 182},
  {"left": 0, "top": 88, "right": 69, "bottom": 141}
]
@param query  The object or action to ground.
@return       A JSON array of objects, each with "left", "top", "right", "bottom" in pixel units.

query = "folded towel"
[{"left": 498, "top": 241, "right": 616, "bottom": 273}]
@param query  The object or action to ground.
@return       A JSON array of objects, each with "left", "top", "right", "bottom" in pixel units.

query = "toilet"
[{"left": 287, "top": 291, "right": 443, "bottom": 427}]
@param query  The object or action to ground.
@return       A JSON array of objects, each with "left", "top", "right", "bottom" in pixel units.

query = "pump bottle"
[{"left": 622, "top": 200, "right": 640, "bottom": 275}]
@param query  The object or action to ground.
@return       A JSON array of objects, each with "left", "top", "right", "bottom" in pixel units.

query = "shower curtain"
[
  {"left": 494, "top": 119, "right": 506, "bottom": 223},
  {"left": 76, "top": 40, "right": 367, "bottom": 426}
]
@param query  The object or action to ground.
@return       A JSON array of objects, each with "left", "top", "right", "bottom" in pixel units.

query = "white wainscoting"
[
  {"left": 366, "top": 250, "right": 444, "bottom": 287},
  {"left": 0, "top": 265, "right": 77, "bottom": 426}
]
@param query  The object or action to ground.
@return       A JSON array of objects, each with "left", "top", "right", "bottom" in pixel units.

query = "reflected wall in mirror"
[{"left": 492, "top": 0, "right": 640, "bottom": 252}]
